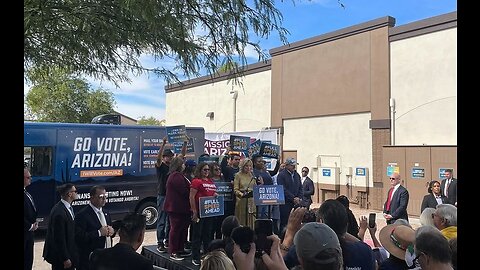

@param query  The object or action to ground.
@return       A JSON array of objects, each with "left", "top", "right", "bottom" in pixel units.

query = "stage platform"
[{"left": 141, "top": 245, "right": 200, "bottom": 270}]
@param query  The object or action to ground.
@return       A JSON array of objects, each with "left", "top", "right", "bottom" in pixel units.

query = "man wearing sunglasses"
[
  {"left": 43, "top": 183, "right": 79, "bottom": 270},
  {"left": 75, "top": 185, "right": 114, "bottom": 270},
  {"left": 383, "top": 173, "right": 409, "bottom": 225}
]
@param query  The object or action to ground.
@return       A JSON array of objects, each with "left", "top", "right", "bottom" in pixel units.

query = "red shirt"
[{"left": 191, "top": 178, "right": 217, "bottom": 212}]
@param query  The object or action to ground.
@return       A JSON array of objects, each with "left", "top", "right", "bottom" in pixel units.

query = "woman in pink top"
[{"left": 189, "top": 162, "right": 218, "bottom": 265}]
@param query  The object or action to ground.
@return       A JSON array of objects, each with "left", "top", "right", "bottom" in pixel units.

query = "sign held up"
[
  {"left": 199, "top": 196, "right": 224, "bottom": 218},
  {"left": 253, "top": 185, "right": 285, "bottom": 206}
]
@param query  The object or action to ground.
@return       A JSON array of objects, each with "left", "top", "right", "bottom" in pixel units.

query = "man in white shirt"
[
  {"left": 75, "top": 185, "right": 114, "bottom": 270},
  {"left": 440, "top": 169, "right": 457, "bottom": 206}
]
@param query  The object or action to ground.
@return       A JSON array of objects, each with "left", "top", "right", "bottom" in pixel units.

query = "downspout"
[
  {"left": 390, "top": 98, "right": 395, "bottom": 145},
  {"left": 231, "top": 90, "right": 238, "bottom": 131}
]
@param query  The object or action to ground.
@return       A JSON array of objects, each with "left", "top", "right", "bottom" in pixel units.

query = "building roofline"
[
  {"left": 165, "top": 60, "right": 271, "bottom": 93},
  {"left": 269, "top": 16, "right": 395, "bottom": 56},
  {"left": 389, "top": 11, "right": 457, "bottom": 41}
]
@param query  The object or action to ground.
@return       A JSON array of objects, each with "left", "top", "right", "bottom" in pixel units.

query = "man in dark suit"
[
  {"left": 300, "top": 167, "right": 314, "bottom": 209},
  {"left": 89, "top": 213, "right": 154, "bottom": 270},
  {"left": 43, "top": 183, "right": 79, "bottom": 270},
  {"left": 24, "top": 166, "right": 38, "bottom": 270},
  {"left": 75, "top": 185, "right": 114, "bottom": 270},
  {"left": 440, "top": 169, "right": 457, "bottom": 206},
  {"left": 383, "top": 173, "right": 409, "bottom": 224},
  {"left": 277, "top": 158, "right": 303, "bottom": 232}
]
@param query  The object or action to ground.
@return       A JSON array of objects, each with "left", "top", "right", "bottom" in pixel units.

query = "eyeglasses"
[
  {"left": 98, "top": 194, "right": 108, "bottom": 199},
  {"left": 302, "top": 171, "right": 308, "bottom": 173},
  {"left": 202, "top": 168, "right": 210, "bottom": 171},
  {"left": 214, "top": 168, "right": 221, "bottom": 171},
  {"left": 389, "top": 178, "right": 396, "bottom": 180}
]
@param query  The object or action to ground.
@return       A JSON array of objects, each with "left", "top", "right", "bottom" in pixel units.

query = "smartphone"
[
  {"left": 368, "top": 213, "right": 376, "bottom": 228},
  {"left": 254, "top": 219, "right": 273, "bottom": 257}
]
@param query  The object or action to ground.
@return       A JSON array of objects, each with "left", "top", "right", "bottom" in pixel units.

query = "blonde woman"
[
  {"left": 200, "top": 249, "right": 235, "bottom": 270},
  {"left": 234, "top": 158, "right": 262, "bottom": 228}
]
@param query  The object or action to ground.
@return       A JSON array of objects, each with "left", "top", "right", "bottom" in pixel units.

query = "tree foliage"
[
  {"left": 25, "top": 68, "right": 116, "bottom": 123},
  {"left": 24, "top": 0, "right": 289, "bottom": 86},
  {"left": 137, "top": 116, "right": 166, "bottom": 126}
]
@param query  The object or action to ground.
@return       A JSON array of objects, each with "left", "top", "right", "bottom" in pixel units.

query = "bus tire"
[{"left": 138, "top": 201, "right": 158, "bottom": 229}]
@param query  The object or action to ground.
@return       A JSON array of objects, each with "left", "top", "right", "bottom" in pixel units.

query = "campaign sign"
[
  {"left": 230, "top": 135, "right": 250, "bottom": 153},
  {"left": 199, "top": 196, "right": 224, "bottom": 218},
  {"left": 259, "top": 142, "right": 280, "bottom": 159},
  {"left": 248, "top": 139, "right": 262, "bottom": 157},
  {"left": 198, "top": 155, "right": 219, "bottom": 164},
  {"left": 214, "top": 182, "right": 233, "bottom": 201},
  {"left": 166, "top": 125, "right": 187, "bottom": 143},
  {"left": 173, "top": 137, "right": 195, "bottom": 153},
  {"left": 322, "top": 169, "right": 331, "bottom": 177},
  {"left": 253, "top": 185, "right": 285, "bottom": 206}
]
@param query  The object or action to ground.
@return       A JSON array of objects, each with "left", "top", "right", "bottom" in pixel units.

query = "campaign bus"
[{"left": 24, "top": 122, "right": 205, "bottom": 229}]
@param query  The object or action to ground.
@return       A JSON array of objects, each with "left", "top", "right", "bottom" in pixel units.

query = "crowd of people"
[{"left": 23, "top": 137, "right": 458, "bottom": 270}]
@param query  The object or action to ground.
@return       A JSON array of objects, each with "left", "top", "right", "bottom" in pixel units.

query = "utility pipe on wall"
[
  {"left": 231, "top": 90, "right": 238, "bottom": 131},
  {"left": 390, "top": 98, "right": 395, "bottom": 145}
]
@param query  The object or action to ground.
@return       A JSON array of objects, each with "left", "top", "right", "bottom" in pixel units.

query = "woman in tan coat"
[{"left": 233, "top": 158, "right": 262, "bottom": 228}]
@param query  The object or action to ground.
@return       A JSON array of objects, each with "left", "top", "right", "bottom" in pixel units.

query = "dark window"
[
  {"left": 29, "top": 146, "right": 53, "bottom": 176},
  {"left": 91, "top": 114, "right": 121, "bottom": 125}
]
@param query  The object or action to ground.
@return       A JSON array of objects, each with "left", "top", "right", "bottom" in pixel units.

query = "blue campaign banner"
[
  {"left": 322, "top": 168, "right": 331, "bottom": 177},
  {"left": 259, "top": 142, "right": 280, "bottom": 159},
  {"left": 198, "top": 155, "right": 220, "bottom": 164},
  {"left": 173, "top": 137, "right": 195, "bottom": 153},
  {"left": 248, "top": 139, "right": 262, "bottom": 157},
  {"left": 214, "top": 182, "right": 234, "bottom": 201},
  {"left": 253, "top": 185, "right": 285, "bottom": 206},
  {"left": 230, "top": 135, "right": 250, "bottom": 153},
  {"left": 166, "top": 125, "right": 187, "bottom": 143},
  {"left": 199, "top": 196, "right": 224, "bottom": 218}
]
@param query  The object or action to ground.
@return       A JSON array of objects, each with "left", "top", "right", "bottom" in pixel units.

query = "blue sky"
[{"left": 24, "top": 0, "right": 457, "bottom": 121}]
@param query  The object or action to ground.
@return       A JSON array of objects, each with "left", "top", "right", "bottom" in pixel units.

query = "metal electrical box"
[
  {"left": 353, "top": 167, "right": 369, "bottom": 188},
  {"left": 318, "top": 167, "right": 340, "bottom": 186}
]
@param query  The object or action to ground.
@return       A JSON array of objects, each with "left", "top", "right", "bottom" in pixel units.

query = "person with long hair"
[
  {"left": 233, "top": 158, "right": 257, "bottom": 228},
  {"left": 189, "top": 162, "right": 218, "bottom": 266}
]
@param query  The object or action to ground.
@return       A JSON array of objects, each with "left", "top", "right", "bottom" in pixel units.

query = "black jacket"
[
  {"left": 89, "top": 243, "right": 154, "bottom": 270},
  {"left": 75, "top": 205, "right": 112, "bottom": 270},
  {"left": 43, "top": 201, "right": 79, "bottom": 267}
]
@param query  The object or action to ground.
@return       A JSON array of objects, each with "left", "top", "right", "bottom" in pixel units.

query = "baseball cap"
[
  {"left": 285, "top": 158, "right": 298, "bottom": 166},
  {"left": 185, "top": 159, "right": 197, "bottom": 167},
  {"left": 162, "top": 149, "right": 174, "bottom": 157},
  {"left": 294, "top": 223, "right": 342, "bottom": 265}
]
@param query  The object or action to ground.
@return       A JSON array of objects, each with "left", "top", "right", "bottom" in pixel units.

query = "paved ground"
[{"left": 32, "top": 203, "right": 420, "bottom": 269}]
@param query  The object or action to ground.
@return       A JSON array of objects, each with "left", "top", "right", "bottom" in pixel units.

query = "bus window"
[{"left": 31, "top": 147, "right": 53, "bottom": 176}]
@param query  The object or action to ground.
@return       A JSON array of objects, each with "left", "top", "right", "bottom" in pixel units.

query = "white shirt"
[
  {"left": 89, "top": 203, "right": 106, "bottom": 237},
  {"left": 301, "top": 176, "right": 307, "bottom": 185},
  {"left": 61, "top": 199, "right": 75, "bottom": 220}
]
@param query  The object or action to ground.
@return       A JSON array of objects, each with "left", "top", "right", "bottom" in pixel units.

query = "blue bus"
[{"left": 24, "top": 122, "right": 205, "bottom": 229}]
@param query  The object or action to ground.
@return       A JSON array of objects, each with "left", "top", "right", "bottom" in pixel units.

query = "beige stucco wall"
[
  {"left": 165, "top": 71, "right": 272, "bottom": 132},
  {"left": 283, "top": 112, "right": 373, "bottom": 188},
  {"left": 390, "top": 28, "right": 457, "bottom": 145}
]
